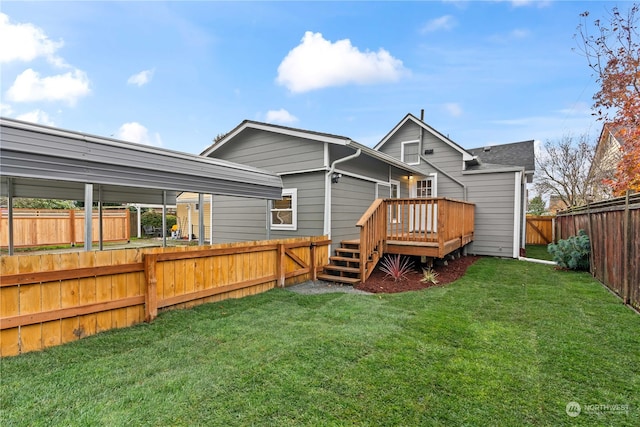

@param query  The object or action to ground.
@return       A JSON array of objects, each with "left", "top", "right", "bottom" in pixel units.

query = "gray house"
[
  {"left": 201, "top": 120, "right": 425, "bottom": 251},
  {"left": 374, "top": 113, "right": 534, "bottom": 258},
  {"left": 203, "top": 114, "right": 534, "bottom": 280}
]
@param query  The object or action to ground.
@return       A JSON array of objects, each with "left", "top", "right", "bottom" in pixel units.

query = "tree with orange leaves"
[{"left": 576, "top": 3, "right": 640, "bottom": 194}]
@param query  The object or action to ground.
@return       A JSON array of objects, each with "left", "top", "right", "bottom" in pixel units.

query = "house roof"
[
  {"left": 202, "top": 119, "right": 427, "bottom": 176},
  {"left": 202, "top": 120, "right": 352, "bottom": 156},
  {"left": 374, "top": 113, "right": 475, "bottom": 161},
  {"left": 467, "top": 140, "right": 535, "bottom": 174},
  {"left": 0, "top": 117, "right": 283, "bottom": 204}
]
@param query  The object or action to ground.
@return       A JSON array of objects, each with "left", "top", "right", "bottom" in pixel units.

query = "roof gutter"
[{"left": 417, "top": 110, "right": 467, "bottom": 200}]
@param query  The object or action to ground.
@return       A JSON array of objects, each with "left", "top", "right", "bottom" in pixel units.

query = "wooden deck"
[{"left": 319, "top": 198, "right": 475, "bottom": 284}]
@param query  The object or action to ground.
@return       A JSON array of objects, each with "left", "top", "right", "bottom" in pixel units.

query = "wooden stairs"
[{"left": 317, "top": 240, "right": 364, "bottom": 285}]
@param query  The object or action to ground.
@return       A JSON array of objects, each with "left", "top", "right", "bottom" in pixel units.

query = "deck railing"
[{"left": 356, "top": 198, "right": 475, "bottom": 280}]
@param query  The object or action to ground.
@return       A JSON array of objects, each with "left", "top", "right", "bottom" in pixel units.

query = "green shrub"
[
  {"left": 547, "top": 229, "right": 590, "bottom": 271},
  {"left": 141, "top": 211, "right": 176, "bottom": 230}
]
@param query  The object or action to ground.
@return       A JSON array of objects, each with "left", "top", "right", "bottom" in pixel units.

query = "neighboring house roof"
[
  {"left": 374, "top": 113, "right": 475, "bottom": 161},
  {"left": 203, "top": 119, "right": 427, "bottom": 176},
  {"left": 467, "top": 140, "right": 535, "bottom": 174},
  {"left": 0, "top": 117, "right": 283, "bottom": 204}
]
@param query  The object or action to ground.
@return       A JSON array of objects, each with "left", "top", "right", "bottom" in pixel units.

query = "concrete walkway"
[{"left": 287, "top": 280, "right": 372, "bottom": 295}]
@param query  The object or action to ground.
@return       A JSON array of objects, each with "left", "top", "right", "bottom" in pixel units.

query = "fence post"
[
  {"left": 144, "top": 254, "right": 158, "bottom": 322},
  {"left": 277, "top": 243, "right": 285, "bottom": 287},
  {"left": 623, "top": 191, "right": 631, "bottom": 304},
  {"left": 69, "top": 209, "right": 76, "bottom": 246},
  {"left": 310, "top": 241, "right": 317, "bottom": 282}
]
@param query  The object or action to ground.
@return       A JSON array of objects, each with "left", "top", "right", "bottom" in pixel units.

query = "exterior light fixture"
[{"left": 331, "top": 172, "right": 342, "bottom": 183}]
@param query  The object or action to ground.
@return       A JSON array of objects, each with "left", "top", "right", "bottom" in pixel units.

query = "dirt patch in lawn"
[{"left": 355, "top": 255, "right": 480, "bottom": 294}]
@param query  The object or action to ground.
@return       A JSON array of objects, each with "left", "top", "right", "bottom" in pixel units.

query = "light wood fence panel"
[
  {"left": 0, "top": 236, "right": 330, "bottom": 356},
  {"left": 526, "top": 215, "right": 554, "bottom": 245},
  {"left": 0, "top": 209, "right": 130, "bottom": 248}
]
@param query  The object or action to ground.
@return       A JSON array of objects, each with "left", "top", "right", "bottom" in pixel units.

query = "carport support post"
[
  {"left": 162, "top": 191, "right": 167, "bottom": 247},
  {"left": 84, "top": 183, "right": 93, "bottom": 251},
  {"left": 98, "top": 185, "right": 103, "bottom": 251},
  {"left": 198, "top": 193, "right": 205, "bottom": 246},
  {"left": 7, "top": 177, "right": 14, "bottom": 256}
]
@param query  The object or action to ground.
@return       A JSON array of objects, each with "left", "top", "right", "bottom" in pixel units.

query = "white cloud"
[
  {"left": 0, "top": 103, "right": 13, "bottom": 116},
  {"left": 127, "top": 69, "right": 155, "bottom": 87},
  {"left": 493, "top": 0, "right": 552, "bottom": 8},
  {"left": 510, "top": 28, "right": 530, "bottom": 39},
  {"left": 0, "top": 13, "right": 65, "bottom": 66},
  {"left": 444, "top": 103, "right": 463, "bottom": 117},
  {"left": 276, "top": 31, "right": 407, "bottom": 93},
  {"left": 116, "top": 122, "right": 162, "bottom": 147},
  {"left": 6, "top": 68, "right": 90, "bottom": 105},
  {"left": 509, "top": 0, "right": 551, "bottom": 7},
  {"left": 265, "top": 108, "right": 298, "bottom": 124},
  {"left": 16, "top": 109, "right": 54, "bottom": 126},
  {"left": 420, "top": 15, "right": 456, "bottom": 33}
]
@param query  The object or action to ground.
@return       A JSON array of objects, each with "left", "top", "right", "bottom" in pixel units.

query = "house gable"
[
  {"left": 374, "top": 114, "right": 474, "bottom": 162},
  {"left": 206, "top": 127, "right": 327, "bottom": 174}
]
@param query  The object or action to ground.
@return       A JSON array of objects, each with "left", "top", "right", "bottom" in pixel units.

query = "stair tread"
[
  {"left": 330, "top": 256, "right": 361, "bottom": 263},
  {"left": 324, "top": 265, "right": 360, "bottom": 273},
  {"left": 336, "top": 248, "right": 359, "bottom": 254},
  {"left": 317, "top": 274, "right": 361, "bottom": 285}
]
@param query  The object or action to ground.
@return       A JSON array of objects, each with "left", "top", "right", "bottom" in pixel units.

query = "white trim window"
[
  {"left": 401, "top": 140, "right": 420, "bottom": 165},
  {"left": 270, "top": 188, "right": 297, "bottom": 230}
]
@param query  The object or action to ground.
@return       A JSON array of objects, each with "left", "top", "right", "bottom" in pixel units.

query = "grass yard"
[
  {"left": 525, "top": 244, "right": 554, "bottom": 261},
  {"left": 1, "top": 258, "right": 638, "bottom": 426}
]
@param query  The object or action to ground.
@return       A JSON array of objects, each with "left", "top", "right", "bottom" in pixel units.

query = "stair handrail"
[{"left": 356, "top": 198, "right": 386, "bottom": 282}]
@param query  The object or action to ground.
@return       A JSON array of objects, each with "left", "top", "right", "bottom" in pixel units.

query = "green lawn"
[
  {"left": 525, "top": 244, "right": 554, "bottom": 261},
  {"left": 1, "top": 258, "right": 638, "bottom": 426}
]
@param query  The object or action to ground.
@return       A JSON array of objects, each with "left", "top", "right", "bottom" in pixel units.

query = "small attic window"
[{"left": 483, "top": 146, "right": 492, "bottom": 152}]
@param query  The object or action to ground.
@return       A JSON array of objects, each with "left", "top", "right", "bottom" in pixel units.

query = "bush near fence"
[
  {"left": 0, "top": 209, "right": 130, "bottom": 248},
  {"left": 555, "top": 192, "right": 639, "bottom": 312},
  {"left": 0, "top": 236, "right": 330, "bottom": 356}
]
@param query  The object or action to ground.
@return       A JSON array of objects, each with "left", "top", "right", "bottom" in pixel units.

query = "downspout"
[
  {"left": 417, "top": 110, "right": 468, "bottom": 201},
  {"left": 324, "top": 147, "right": 362, "bottom": 248}
]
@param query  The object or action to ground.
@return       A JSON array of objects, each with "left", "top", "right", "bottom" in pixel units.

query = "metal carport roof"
[
  {"left": 0, "top": 117, "right": 283, "bottom": 254},
  {"left": 0, "top": 117, "right": 282, "bottom": 203}
]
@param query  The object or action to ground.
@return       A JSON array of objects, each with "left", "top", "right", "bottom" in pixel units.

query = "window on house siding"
[
  {"left": 270, "top": 188, "right": 297, "bottom": 230},
  {"left": 401, "top": 141, "right": 420, "bottom": 165},
  {"left": 416, "top": 179, "right": 433, "bottom": 198}
]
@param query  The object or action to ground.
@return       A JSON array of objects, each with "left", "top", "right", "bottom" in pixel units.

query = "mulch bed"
[{"left": 354, "top": 255, "right": 480, "bottom": 294}]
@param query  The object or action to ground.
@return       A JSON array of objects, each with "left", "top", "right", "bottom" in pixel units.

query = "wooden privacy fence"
[
  {"left": 555, "top": 192, "right": 639, "bottom": 312},
  {"left": 0, "top": 208, "right": 130, "bottom": 248},
  {"left": 526, "top": 215, "right": 555, "bottom": 245},
  {"left": 0, "top": 236, "right": 330, "bottom": 356}
]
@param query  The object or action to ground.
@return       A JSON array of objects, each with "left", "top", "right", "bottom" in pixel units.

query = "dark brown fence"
[
  {"left": 526, "top": 215, "right": 554, "bottom": 245},
  {"left": 555, "top": 192, "right": 639, "bottom": 312}
]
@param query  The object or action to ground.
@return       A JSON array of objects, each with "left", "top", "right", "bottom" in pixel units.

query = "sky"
[{"left": 0, "top": 1, "right": 622, "bottom": 155}]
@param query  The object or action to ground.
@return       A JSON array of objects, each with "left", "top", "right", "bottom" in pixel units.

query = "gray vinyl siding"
[
  {"left": 464, "top": 172, "right": 517, "bottom": 257},
  {"left": 211, "top": 195, "right": 268, "bottom": 243},
  {"left": 210, "top": 128, "right": 325, "bottom": 173},
  {"left": 270, "top": 172, "right": 326, "bottom": 239},
  {"left": 379, "top": 122, "right": 420, "bottom": 159},
  {"left": 211, "top": 171, "right": 326, "bottom": 243},
  {"left": 377, "top": 120, "right": 465, "bottom": 199},
  {"left": 331, "top": 175, "right": 376, "bottom": 247}
]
